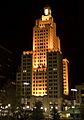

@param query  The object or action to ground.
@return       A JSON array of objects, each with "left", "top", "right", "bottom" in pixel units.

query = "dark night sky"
[{"left": 0, "top": 0, "right": 83, "bottom": 88}]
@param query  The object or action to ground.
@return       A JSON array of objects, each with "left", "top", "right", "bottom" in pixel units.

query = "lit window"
[{"left": 23, "top": 70, "right": 26, "bottom": 72}]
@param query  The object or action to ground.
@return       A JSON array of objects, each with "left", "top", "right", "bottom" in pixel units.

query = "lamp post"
[
  {"left": 71, "top": 89, "right": 77, "bottom": 119},
  {"left": 23, "top": 82, "right": 30, "bottom": 119},
  {"left": 23, "top": 82, "right": 30, "bottom": 108},
  {"left": 71, "top": 89, "right": 77, "bottom": 106}
]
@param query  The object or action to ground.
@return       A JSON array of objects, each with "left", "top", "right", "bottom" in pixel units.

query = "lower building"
[
  {"left": 16, "top": 51, "right": 32, "bottom": 106},
  {"left": 75, "top": 83, "right": 84, "bottom": 105},
  {"left": 0, "top": 45, "right": 16, "bottom": 88},
  {"left": 16, "top": 50, "right": 63, "bottom": 113}
]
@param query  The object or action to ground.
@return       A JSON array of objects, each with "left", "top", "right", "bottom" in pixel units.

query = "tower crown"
[{"left": 42, "top": 6, "right": 52, "bottom": 21}]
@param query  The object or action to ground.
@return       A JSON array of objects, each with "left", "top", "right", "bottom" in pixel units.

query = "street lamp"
[
  {"left": 71, "top": 89, "right": 77, "bottom": 119},
  {"left": 71, "top": 89, "right": 77, "bottom": 106},
  {"left": 23, "top": 82, "right": 30, "bottom": 107},
  {"left": 23, "top": 82, "right": 30, "bottom": 86}
]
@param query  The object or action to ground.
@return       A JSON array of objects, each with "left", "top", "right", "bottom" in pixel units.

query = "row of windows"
[
  {"left": 49, "top": 79, "right": 57, "bottom": 82},
  {"left": 22, "top": 88, "right": 30, "bottom": 91},
  {"left": 49, "top": 71, "right": 57, "bottom": 74},
  {"left": 33, "top": 88, "right": 47, "bottom": 90},
  {"left": 34, "top": 58, "right": 45, "bottom": 63},
  {"left": 34, "top": 30, "right": 48, "bottom": 33},
  {"left": 34, "top": 60, "right": 46, "bottom": 62},
  {"left": 23, "top": 62, "right": 31, "bottom": 64},
  {"left": 49, "top": 95, "right": 58, "bottom": 98},
  {"left": 34, "top": 33, "right": 48, "bottom": 36},
  {"left": 34, "top": 36, "right": 48, "bottom": 39},
  {"left": 23, "top": 73, "right": 31, "bottom": 76},
  {"left": 22, "top": 77, "right": 31, "bottom": 79},
  {"left": 34, "top": 54, "right": 46, "bottom": 56},
  {"left": 48, "top": 64, "right": 57, "bottom": 67},
  {"left": 23, "top": 67, "right": 32, "bottom": 69},
  {"left": 33, "top": 84, "right": 47, "bottom": 86},
  {"left": 48, "top": 76, "right": 57, "bottom": 79},
  {"left": 23, "top": 65, "right": 32, "bottom": 69},
  {"left": 23, "top": 55, "right": 32, "bottom": 58},
  {"left": 35, "top": 42, "right": 48, "bottom": 46},
  {"left": 34, "top": 64, "right": 46, "bottom": 67},
  {"left": 49, "top": 91, "right": 58, "bottom": 93},
  {"left": 22, "top": 92, "right": 31, "bottom": 94},
  {"left": 49, "top": 83, "right": 57, "bottom": 86},
  {"left": 34, "top": 55, "right": 46, "bottom": 58},
  {"left": 34, "top": 39, "right": 48, "bottom": 42},
  {"left": 34, "top": 46, "right": 48, "bottom": 49},
  {"left": 22, "top": 59, "right": 32, "bottom": 61},
  {"left": 33, "top": 77, "right": 47, "bottom": 79},
  {"left": 34, "top": 52, "right": 46, "bottom": 55},
  {"left": 33, "top": 72, "right": 47, "bottom": 75},
  {"left": 49, "top": 75, "right": 58, "bottom": 78},
  {"left": 48, "top": 53, "right": 58, "bottom": 56},
  {"left": 22, "top": 70, "right": 31, "bottom": 72},
  {"left": 48, "top": 57, "right": 57, "bottom": 60},
  {"left": 48, "top": 71, "right": 57, "bottom": 74},
  {"left": 33, "top": 92, "right": 47, "bottom": 94},
  {"left": 49, "top": 87, "right": 58, "bottom": 90},
  {"left": 34, "top": 49, "right": 48, "bottom": 52},
  {"left": 33, "top": 80, "right": 47, "bottom": 83}
]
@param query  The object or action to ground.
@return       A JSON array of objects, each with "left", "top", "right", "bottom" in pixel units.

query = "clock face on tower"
[
  {"left": 44, "top": 7, "right": 51, "bottom": 16},
  {"left": 44, "top": 9, "right": 48, "bottom": 15}
]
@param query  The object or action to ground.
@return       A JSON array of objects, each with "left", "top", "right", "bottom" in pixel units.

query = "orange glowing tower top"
[{"left": 32, "top": 6, "right": 61, "bottom": 96}]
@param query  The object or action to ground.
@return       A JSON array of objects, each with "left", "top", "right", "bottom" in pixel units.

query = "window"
[{"left": 54, "top": 95, "right": 57, "bottom": 98}]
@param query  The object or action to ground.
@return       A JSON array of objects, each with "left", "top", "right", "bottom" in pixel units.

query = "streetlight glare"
[
  {"left": 71, "top": 89, "right": 77, "bottom": 92},
  {"left": 23, "top": 82, "right": 30, "bottom": 85}
]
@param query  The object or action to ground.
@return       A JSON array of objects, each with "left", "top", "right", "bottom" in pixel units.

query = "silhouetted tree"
[
  {"left": 30, "top": 101, "right": 45, "bottom": 120},
  {"left": 50, "top": 104, "right": 60, "bottom": 120},
  {"left": 80, "top": 104, "right": 84, "bottom": 120},
  {"left": 13, "top": 105, "right": 32, "bottom": 120}
]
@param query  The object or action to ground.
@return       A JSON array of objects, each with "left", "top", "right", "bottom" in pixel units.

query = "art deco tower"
[{"left": 32, "top": 6, "right": 61, "bottom": 97}]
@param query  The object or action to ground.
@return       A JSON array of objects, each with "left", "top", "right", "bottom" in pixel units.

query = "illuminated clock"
[
  {"left": 44, "top": 7, "right": 51, "bottom": 16},
  {"left": 44, "top": 8, "right": 48, "bottom": 15}
]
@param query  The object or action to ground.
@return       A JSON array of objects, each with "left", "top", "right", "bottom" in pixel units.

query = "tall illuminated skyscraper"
[
  {"left": 32, "top": 6, "right": 61, "bottom": 96},
  {"left": 16, "top": 6, "right": 69, "bottom": 111}
]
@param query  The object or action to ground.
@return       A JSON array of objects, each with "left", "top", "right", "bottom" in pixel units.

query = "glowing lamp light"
[
  {"left": 5, "top": 106, "right": 8, "bottom": 109},
  {"left": 44, "top": 9, "right": 48, "bottom": 15},
  {"left": 41, "top": 106, "right": 43, "bottom": 109},
  {"left": 23, "top": 82, "right": 30, "bottom": 85},
  {"left": 51, "top": 106, "right": 53, "bottom": 109},
  {"left": 44, "top": 107, "right": 47, "bottom": 112},
  {"left": 55, "top": 106, "right": 58, "bottom": 109},
  {"left": 72, "top": 106, "right": 75, "bottom": 108},
  {"left": 8, "top": 104, "right": 11, "bottom": 107},
  {"left": 71, "top": 89, "right": 77, "bottom": 92},
  {"left": 26, "top": 106, "right": 29, "bottom": 109}
]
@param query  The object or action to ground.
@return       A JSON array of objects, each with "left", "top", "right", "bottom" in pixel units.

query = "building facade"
[
  {"left": 63, "top": 58, "right": 69, "bottom": 96},
  {"left": 0, "top": 45, "right": 17, "bottom": 105},
  {"left": 16, "top": 6, "right": 69, "bottom": 112},
  {"left": 16, "top": 51, "right": 32, "bottom": 105},
  {"left": 0, "top": 45, "right": 16, "bottom": 88},
  {"left": 75, "top": 83, "right": 84, "bottom": 105}
]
